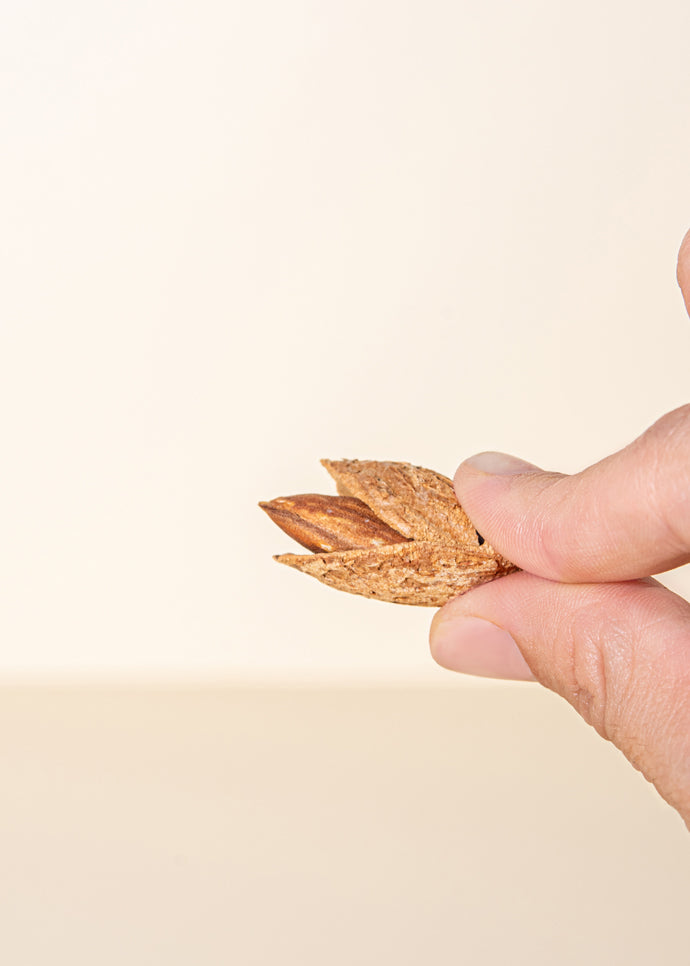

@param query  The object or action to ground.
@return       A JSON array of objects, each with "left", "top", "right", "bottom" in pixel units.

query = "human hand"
[{"left": 429, "top": 233, "right": 690, "bottom": 828}]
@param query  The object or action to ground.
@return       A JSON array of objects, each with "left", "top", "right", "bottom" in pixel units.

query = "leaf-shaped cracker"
[{"left": 260, "top": 460, "right": 518, "bottom": 607}]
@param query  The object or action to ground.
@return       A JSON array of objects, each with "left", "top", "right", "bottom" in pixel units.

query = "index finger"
[{"left": 453, "top": 404, "right": 690, "bottom": 583}]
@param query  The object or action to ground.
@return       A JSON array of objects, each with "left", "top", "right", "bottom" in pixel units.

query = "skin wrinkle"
[
  {"left": 538, "top": 584, "right": 642, "bottom": 742},
  {"left": 630, "top": 667, "right": 690, "bottom": 813},
  {"left": 635, "top": 406, "right": 690, "bottom": 561},
  {"left": 512, "top": 470, "right": 623, "bottom": 582},
  {"left": 516, "top": 498, "right": 555, "bottom": 575},
  {"left": 565, "top": 473, "right": 618, "bottom": 579},
  {"left": 512, "top": 471, "right": 573, "bottom": 579},
  {"left": 577, "top": 455, "right": 654, "bottom": 579},
  {"left": 655, "top": 408, "right": 690, "bottom": 553},
  {"left": 665, "top": 688, "right": 690, "bottom": 805},
  {"left": 539, "top": 612, "right": 672, "bottom": 800},
  {"left": 566, "top": 604, "right": 613, "bottom": 738},
  {"left": 548, "top": 471, "right": 616, "bottom": 581},
  {"left": 599, "top": 616, "right": 637, "bottom": 746},
  {"left": 533, "top": 478, "right": 572, "bottom": 579},
  {"left": 562, "top": 585, "right": 690, "bottom": 803}
]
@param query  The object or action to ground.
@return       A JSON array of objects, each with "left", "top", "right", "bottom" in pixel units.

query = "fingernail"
[
  {"left": 430, "top": 616, "right": 535, "bottom": 681},
  {"left": 463, "top": 452, "right": 539, "bottom": 476}
]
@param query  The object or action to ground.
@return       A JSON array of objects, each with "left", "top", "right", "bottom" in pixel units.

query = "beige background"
[
  {"left": 1, "top": 1, "right": 690, "bottom": 962},
  {"left": 2, "top": 0, "right": 690, "bottom": 679}
]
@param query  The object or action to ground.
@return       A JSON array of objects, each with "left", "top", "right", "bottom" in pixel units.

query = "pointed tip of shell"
[{"left": 273, "top": 551, "right": 314, "bottom": 566}]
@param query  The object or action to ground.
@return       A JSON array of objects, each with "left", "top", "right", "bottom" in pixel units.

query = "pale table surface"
[{"left": 0, "top": 685, "right": 687, "bottom": 965}]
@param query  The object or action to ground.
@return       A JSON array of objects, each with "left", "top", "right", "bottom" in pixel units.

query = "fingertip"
[
  {"left": 452, "top": 452, "right": 542, "bottom": 511},
  {"left": 677, "top": 228, "right": 690, "bottom": 314},
  {"left": 458, "top": 452, "right": 540, "bottom": 477},
  {"left": 429, "top": 610, "right": 536, "bottom": 681}
]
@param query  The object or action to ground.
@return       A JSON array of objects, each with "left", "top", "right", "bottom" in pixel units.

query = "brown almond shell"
[
  {"left": 321, "top": 459, "right": 481, "bottom": 548},
  {"left": 275, "top": 541, "right": 518, "bottom": 607}
]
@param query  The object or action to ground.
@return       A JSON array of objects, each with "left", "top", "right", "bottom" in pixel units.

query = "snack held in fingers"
[{"left": 260, "top": 460, "right": 518, "bottom": 606}]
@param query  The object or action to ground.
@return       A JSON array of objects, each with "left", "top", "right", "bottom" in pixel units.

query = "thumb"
[
  {"left": 429, "top": 572, "right": 690, "bottom": 827},
  {"left": 453, "top": 404, "right": 690, "bottom": 583}
]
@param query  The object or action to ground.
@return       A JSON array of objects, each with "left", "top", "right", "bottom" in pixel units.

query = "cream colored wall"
[{"left": 2, "top": 0, "right": 690, "bottom": 679}]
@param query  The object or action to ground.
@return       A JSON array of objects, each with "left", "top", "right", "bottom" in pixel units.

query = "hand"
[{"left": 429, "top": 232, "right": 690, "bottom": 828}]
